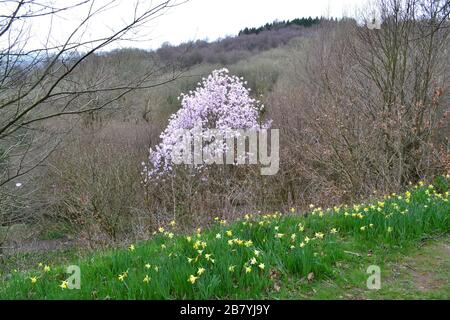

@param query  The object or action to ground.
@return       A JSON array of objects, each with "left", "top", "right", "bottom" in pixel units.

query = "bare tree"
[
  {"left": 0, "top": 0, "right": 185, "bottom": 252},
  {"left": 352, "top": 0, "right": 449, "bottom": 187}
]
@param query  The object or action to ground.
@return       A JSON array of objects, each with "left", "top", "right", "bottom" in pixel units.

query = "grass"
[
  {"left": 0, "top": 177, "right": 448, "bottom": 299},
  {"left": 269, "top": 237, "right": 449, "bottom": 299}
]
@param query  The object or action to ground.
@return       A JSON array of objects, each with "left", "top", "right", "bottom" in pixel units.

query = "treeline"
[
  {"left": 154, "top": 19, "right": 340, "bottom": 68},
  {"left": 155, "top": 26, "right": 311, "bottom": 67},
  {"left": 238, "top": 17, "right": 323, "bottom": 36}
]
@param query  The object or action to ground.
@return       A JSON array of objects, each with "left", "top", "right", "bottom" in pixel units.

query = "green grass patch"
[{"left": 0, "top": 178, "right": 448, "bottom": 299}]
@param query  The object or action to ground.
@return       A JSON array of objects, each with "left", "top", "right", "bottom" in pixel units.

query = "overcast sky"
[
  {"left": 2, "top": 0, "right": 370, "bottom": 51},
  {"left": 151, "top": 0, "right": 367, "bottom": 47}
]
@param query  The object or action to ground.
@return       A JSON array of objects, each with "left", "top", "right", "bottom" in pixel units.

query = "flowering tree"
[{"left": 143, "top": 68, "right": 271, "bottom": 181}]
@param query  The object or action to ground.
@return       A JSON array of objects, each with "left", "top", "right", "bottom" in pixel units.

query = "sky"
[{"left": 1, "top": 0, "right": 370, "bottom": 51}]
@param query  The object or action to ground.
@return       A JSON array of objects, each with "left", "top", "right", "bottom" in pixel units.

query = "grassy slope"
[
  {"left": 271, "top": 237, "right": 449, "bottom": 299},
  {"left": 0, "top": 178, "right": 448, "bottom": 300}
]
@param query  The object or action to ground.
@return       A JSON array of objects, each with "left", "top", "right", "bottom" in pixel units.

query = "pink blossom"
[{"left": 142, "top": 68, "right": 271, "bottom": 181}]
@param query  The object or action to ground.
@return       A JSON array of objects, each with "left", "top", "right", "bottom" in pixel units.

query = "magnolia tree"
[{"left": 142, "top": 68, "right": 271, "bottom": 182}]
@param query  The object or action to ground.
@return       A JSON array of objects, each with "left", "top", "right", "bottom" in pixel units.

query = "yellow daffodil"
[
  {"left": 245, "top": 266, "right": 252, "bottom": 273},
  {"left": 118, "top": 273, "right": 127, "bottom": 281},
  {"left": 59, "top": 280, "right": 69, "bottom": 289},
  {"left": 290, "top": 207, "right": 295, "bottom": 213},
  {"left": 387, "top": 227, "right": 393, "bottom": 233},
  {"left": 43, "top": 265, "right": 51, "bottom": 273},
  {"left": 300, "top": 242, "right": 305, "bottom": 248},
  {"left": 169, "top": 220, "right": 176, "bottom": 226},
  {"left": 314, "top": 232, "right": 324, "bottom": 239},
  {"left": 330, "top": 228, "right": 337, "bottom": 234},
  {"left": 258, "top": 263, "right": 265, "bottom": 270},
  {"left": 128, "top": 244, "right": 135, "bottom": 252},
  {"left": 158, "top": 227, "right": 165, "bottom": 233},
  {"left": 143, "top": 275, "right": 151, "bottom": 283},
  {"left": 197, "top": 267, "right": 205, "bottom": 275},
  {"left": 215, "top": 233, "right": 221, "bottom": 239},
  {"left": 254, "top": 250, "right": 260, "bottom": 256},
  {"left": 250, "top": 257, "right": 257, "bottom": 265},
  {"left": 188, "top": 275, "right": 198, "bottom": 284},
  {"left": 360, "top": 226, "right": 366, "bottom": 231},
  {"left": 228, "top": 265, "right": 236, "bottom": 272},
  {"left": 30, "top": 276, "right": 38, "bottom": 284},
  {"left": 145, "top": 263, "right": 151, "bottom": 269},
  {"left": 225, "top": 230, "right": 233, "bottom": 237},
  {"left": 304, "top": 236, "right": 310, "bottom": 243},
  {"left": 244, "top": 240, "right": 253, "bottom": 247},
  {"left": 186, "top": 236, "right": 192, "bottom": 242}
]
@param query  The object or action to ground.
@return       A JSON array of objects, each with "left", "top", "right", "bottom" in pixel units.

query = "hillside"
[{"left": 1, "top": 178, "right": 448, "bottom": 299}]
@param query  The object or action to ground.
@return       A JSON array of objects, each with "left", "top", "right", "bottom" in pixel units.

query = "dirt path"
[
  {"left": 270, "top": 237, "right": 450, "bottom": 299},
  {"left": 380, "top": 240, "right": 450, "bottom": 297},
  {"left": 4, "top": 238, "right": 75, "bottom": 255}
]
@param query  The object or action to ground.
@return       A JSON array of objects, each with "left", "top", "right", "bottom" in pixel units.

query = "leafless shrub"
[{"left": 268, "top": 0, "right": 449, "bottom": 206}]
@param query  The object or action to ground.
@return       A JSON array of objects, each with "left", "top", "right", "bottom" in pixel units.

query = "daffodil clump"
[{"left": 1, "top": 176, "right": 448, "bottom": 299}]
